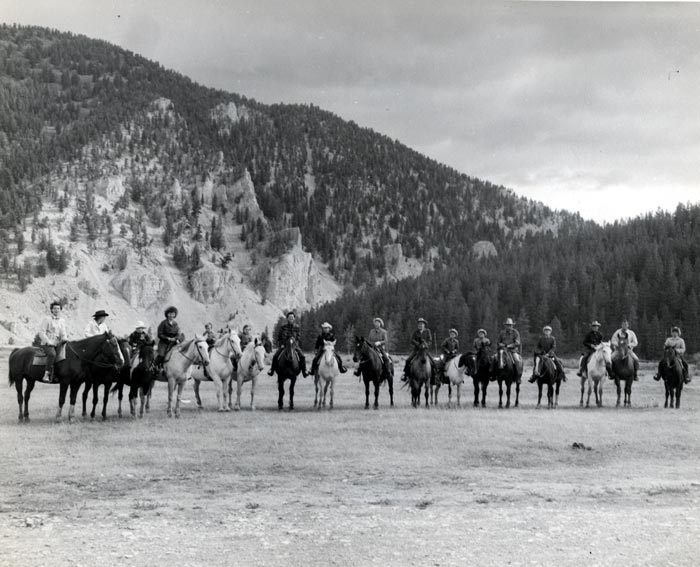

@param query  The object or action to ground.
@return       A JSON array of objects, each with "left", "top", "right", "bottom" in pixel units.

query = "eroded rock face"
[
  {"left": 214, "top": 170, "right": 264, "bottom": 220},
  {"left": 111, "top": 267, "right": 170, "bottom": 310},
  {"left": 383, "top": 243, "right": 424, "bottom": 281},
  {"left": 472, "top": 240, "right": 498, "bottom": 259},
  {"left": 188, "top": 264, "right": 239, "bottom": 304}
]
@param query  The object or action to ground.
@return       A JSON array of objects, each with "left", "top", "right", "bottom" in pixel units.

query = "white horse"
[
  {"left": 580, "top": 342, "right": 612, "bottom": 408},
  {"left": 191, "top": 330, "right": 242, "bottom": 412},
  {"left": 230, "top": 336, "right": 267, "bottom": 411},
  {"left": 444, "top": 354, "right": 468, "bottom": 408},
  {"left": 314, "top": 340, "right": 340, "bottom": 409},
  {"left": 163, "top": 336, "right": 211, "bottom": 418}
]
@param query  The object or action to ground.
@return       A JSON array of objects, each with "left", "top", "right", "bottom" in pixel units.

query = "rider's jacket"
[
  {"left": 410, "top": 328, "right": 432, "bottom": 351},
  {"left": 497, "top": 328, "right": 521, "bottom": 353},
  {"left": 277, "top": 322, "right": 301, "bottom": 345},
  {"left": 84, "top": 320, "right": 110, "bottom": 338},
  {"left": 473, "top": 337, "right": 491, "bottom": 350},
  {"left": 239, "top": 330, "right": 253, "bottom": 350},
  {"left": 583, "top": 330, "right": 603, "bottom": 351},
  {"left": 368, "top": 327, "right": 388, "bottom": 348},
  {"left": 157, "top": 319, "right": 181, "bottom": 343},
  {"left": 611, "top": 328, "right": 638, "bottom": 350},
  {"left": 534, "top": 335, "right": 556, "bottom": 356},
  {"left": 441, "top": 337, "right": 459, "bottom": 355},
  {"left": 314, "top": 331, "right": 336, "bottom": 351},
  {"left": 204, "top": 330, "right": 217, "bottom": 347},
  {"left": 38, "top": 315, "right": 67, "bottom": 346},
  {"left": 664, "top": 336, "right": 686, "bottom": 356},
  {"left": 128, "top": 330, "right": 153, "bottom": 351}
]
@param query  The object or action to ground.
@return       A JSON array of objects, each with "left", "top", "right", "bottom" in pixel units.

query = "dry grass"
[{"left": 2, "top": 357, "right": 700, "bottom": 566}]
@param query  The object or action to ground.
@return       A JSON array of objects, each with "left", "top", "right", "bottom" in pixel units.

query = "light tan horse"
[
  {"left": 443, "top": 354, "right": 468, "bottom": 408},
  {"left": 191, "top": 329, "right": 242, "bottom": 412},
  {"left": 163, "top": 336, "right": 210, "bottom": 418},
  {"left": 314, "top": 340, "right": 340, "bottom": 409},
  {"left": 580, "top": 342, "right": 612, "bottom": 408},
  {"left": 230, "top": 337, "right": 266, "bottom": 411}
]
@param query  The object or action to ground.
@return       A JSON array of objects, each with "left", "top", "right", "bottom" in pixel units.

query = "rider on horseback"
[
  {"left": 310, "top": 322, "right": 347, "bottom": 375},
  {"left": 529, "top": 325, "right": 566, "bottom": 383},
  {"left": 356, "top": 317, "right": 392, "bottom": 379},
  {"left": 468, "top": 329, "right": 491, "bottom": 375},
  {"left": 497, "top": 318, "right": 523, "bottom": 383},
  {"left": 239, "top": 324, "right": 253, "bottom": 351},
  {"left": 611, "top": 318, "right": 639, "bottom": 381},
  {"left": 401, "top": 318, "right": 434, "bottom": 382},
  {"left": 38, "top": 301, "right": 68, "bottom": 383},
  {"left": 653, "top": 326, "right": 691, "bottom": 384},
  {"left": 439, "top": 328, "right": 460, "bottom": 382},
  {"left": 203, "top": 322, "right": 217, "bottom": 348},
  {"left": 577, "top": 320, "right": 603, "bottom": 378},
  {"left": 84, "top": 310, "right": 110, "bottom": 337},
  {"left": 268, "top": 311, "right": 308, "bottom": 377},
  {"left": 155, "top": 306, "right": 183, "bottom": 369},
  {"left": 128, "top": 321, "right": 154, "bottom": 366}
]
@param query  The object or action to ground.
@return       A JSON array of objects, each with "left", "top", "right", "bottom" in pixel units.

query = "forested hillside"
[
  {"left": 0, "top": 24, "right": 577, "bottom": 288},
  {"left": 299, "top": 205, "right": 700, "bottom": 359}
]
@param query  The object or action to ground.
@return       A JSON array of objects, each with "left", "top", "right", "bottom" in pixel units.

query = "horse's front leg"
[
  {"left": 102, "top": 382, "right": 111, "bottom": 420},
  {"left": 91, "top": 381, "right": 100, "bottom": 420},
  {"left": 505, "top": 381, "right": 512, "bottom": 408},
  {"left": 364, "top": 377, "right": 371, "bottom": 409},
  {"left": 615, "top": 378, "right": 622, "bottom": 407},
  {"left": 314, "top": 376, "right": 320, "bottom": 409},
  {"left": 514, "top": 380, "right": 520, "bottom": 407},
  {"left": 166, "top": 377, "right": 174, "bottom": 418},
  {"left": 174, "top": 380, "right": 185, "bottom": 418},
  {"left": 117, "top": 383, "right": 124, "bottom": 418},
  {"left": 277, "top": 377, "right": 285, "bottom": 410},
  {"left": 193, "top": 380, "right": 202, "bottom": 409},
  {"left": 56, "top": 380, "right": 69, "bottom": 422},
  {"left": 625, "top": 379, "right": 632, "bottom": 407},
  {"left": 212, "top": 374, "right": 226, "bottom": 412},
  {"left": 68, "top": 380, "right": 82, "bottom": 423},
  {"left": 329, "top": 378, "right": 334, "bottom": 409},
  {"left": 288, "top": 376, "right": 296, "bottom": 410},
  {"left": 580, "top": 377, "right": 586, "bottom": 407},
  {"left": 424, "top": 382, "right": 429, "bottom": 408},
  {"left": 481, "top": 380, "right": 488, "bottom": 407},
  {"left": 498, "top": 380, "right": 504, "bottom": 408},
  {"left": 387, "top": 374, "right": 394, "bottom": 407},
  {"left": 537, "top": 382, "right": 543, "bottom": 408},
  {"left": 250, "top": 377, "right": 257, "bottom": 411},
  {"left": 373, "top": 378, "right": 380, "bottom": 409},
  {"left": 676, "top": 386, "right": 682, "bottom": 409},
  {"left": 81, "top": 381, "right": 91, "bottom": 418}
]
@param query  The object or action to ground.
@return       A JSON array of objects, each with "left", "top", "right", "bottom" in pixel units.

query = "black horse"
[
  {"left": 408, "top": 340, "right": 432, "bottom": 408},
  {"left": 494, "top": 346, "right": 521, "bottom": 408},
  {"left": 9, "top": 332, "right": 124, "bottom": 422},
  {"left": 660, "top": 345, "right": 684, "bottom": 409},
  {"left": 533, "top": 354, "right": 562, "bottom": 409},
  {"left": 82, "top": 339, "right": 131, "bottom": 420},
  {"left": 275, "top": 336, "right": 302, "bottom": 410},
  {"left": 353, "top": 336, "right": 394, "bottom": 410},
  {"left": 124, "top": 343, "right": 156, "bottom": 418},
  {"left": 464, "top": 347, "right": 493, "bottom": 407}
]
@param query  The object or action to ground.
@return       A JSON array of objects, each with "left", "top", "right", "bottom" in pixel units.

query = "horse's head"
[
  {"left": 251, "top": 337, "right": 266, "bottom": 371},
  {"left": 664, "top": 345, "right": 677, "bottom": 365},
  {"left": 323, "top": 339, "right": 336, "bottom": 352},
  {"left": 140, "top": 343, "right": 156, "bottom": 369},
  {"left": 225, "top": 329, "right": 243, "bottom": 358},
  {"left": 192, "top": 336, "right": 211, "bottom": 367},
  {"left": 352, "top": 335, "right": 365, "bottom": 363},
  {"left": 105, "top": 333, "right": 125, "bottom": 369}
]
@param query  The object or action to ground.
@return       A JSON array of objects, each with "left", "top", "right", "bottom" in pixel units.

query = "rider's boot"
[{"left": 267, "top": 361, "right": 276, "bottom": 376}]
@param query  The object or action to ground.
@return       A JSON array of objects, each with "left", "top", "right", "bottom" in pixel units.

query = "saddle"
[{"left": 31, "top": 343, "right": 67, "bottom": 366}]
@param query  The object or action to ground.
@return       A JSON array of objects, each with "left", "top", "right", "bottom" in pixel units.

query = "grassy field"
[{"left": 1, "top": 354, "right": 699, "bottom": 567}]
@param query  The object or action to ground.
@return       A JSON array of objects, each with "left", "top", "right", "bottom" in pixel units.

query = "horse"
[
  {"left": 611, "top": 340, "right": 636, "bottom": 407},
  {"left": 81, "top": 338, "right": 131, "bottom": 420},
  {"left": 408, "top": 340, "right": 432, "bottom": 408},
  {"left": 429, "top": 356, "right": 446, "bottom": 406},
  {"left": 127, "top": 343, "right": 156, "bottom": 418},
  {"left": 8, "top": 345, "right": 53, "bottom": 423},
  {"left": 580, "top": 342, "right": 612, "bottom": 408},
  {"left": 49, "top": 332, "right": 126, "bottom": 422},
  {"left": 464, "top": 347, "right": 493, "bottom": 407},
  {"left": 314, "top": 340, "right": 340, "bottom": 410},
  {"left": 660, "top": 345, "right": 684, "bottom": 409},
  {"left": 160, "top": 336, "right": 211, "bottom": 418},
  {"left": 443, "top": 354, "right": 469, "bottom": 408},
  {"left": 230, "top": 336, "right": 267, "bottom": 411},
  {"left": 494, "top": 346, "right": 521, "bottom": 408},
  {"left": 191, "top": 329, "right": 242, "bottom": 412},
  {"left": 352, "top": 335, "right": 394, "bottom": 410},
  {"left": 533, "top": 354, "right": 561, "bottom": 409},
  {"left": 275, "top": 336, "right": 302, "bottom": 410}
]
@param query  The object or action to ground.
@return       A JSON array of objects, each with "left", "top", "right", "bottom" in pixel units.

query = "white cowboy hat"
[
  {"left": 135, "top": 321, "right": 146, "bottom": 329},
  {"left": 590, "top": 320, "right": 601, "bottom": 327},
  {"left": 504, "top": 318, "right": 515, "bottom": 325},
  {"left": 321, "top": 322, "right": 333, "bottom": 329},
  {"left": 373, "top": 317, "right": 384, "bottom": 327},
  {"left": 477, "top": 328, "right": 487, "bottom": 335},
  {"left": 543, "top": 325, "right": 552, "bottom": 332},
  {"left": 449, "top": 328, "right": 458, "bottom": 336},
  {"left": 417, "top": 318, "right": 428, "bottom": 325}
]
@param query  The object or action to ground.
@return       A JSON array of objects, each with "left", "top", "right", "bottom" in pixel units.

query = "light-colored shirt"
[
  {"left": 39, "top": 316, "right": 68, "bottom": 345},
  {"left": 611, "top": 328, "right": 638, "bottom": 350},
  {"left": 84, "top": 320, "right": 110, "bottom": 338},
  {"left": 664, "top": 336, "right": 686, "bottom": 356}
]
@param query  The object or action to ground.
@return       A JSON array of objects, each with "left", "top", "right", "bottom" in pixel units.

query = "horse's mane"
[{"left": 71, "top": 332, "right": 113, "bottom": 351}]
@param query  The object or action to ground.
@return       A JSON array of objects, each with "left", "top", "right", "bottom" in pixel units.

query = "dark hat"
[
  {"left": 165, "top": 306, "right": 178, "bottom": 316},
  {"left": 93, "top": 310, "right": 109, "bottom": 319}
]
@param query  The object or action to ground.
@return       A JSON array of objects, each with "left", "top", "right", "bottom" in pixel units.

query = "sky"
[{"left": 4, "top": 0, "right": 700, "bottom": 223}]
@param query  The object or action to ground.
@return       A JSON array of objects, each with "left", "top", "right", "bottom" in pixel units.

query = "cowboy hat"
[
  {"left": 417, "top": 318, "right": 428, "bottom": 325},
  {"left": 590, "top": 320, "right": 601, "bottom": 327},
  {"left": 321, "top": 322, "right": 332, "bottom": 329},
  {"left": 93, "top": 310, "right": 109, "bottom": 319},
  {"left": 373, "top": 317, "right": 384, "bottom": 327},
  {"left": 135, "top": 321, "right": 146, "bottom": 330},
  {"left": 449, "top": 328, "right": 458, "bottom": 336},
  {"left": 543, "top": 325, "right": 552, "bottom": 332},
  {"left": 477, "top": 328, "right": 487, "bottom": 335},
  {"left": 671, "top": 326, "right": 681, "bottom": 334},
  {"left": 504, "top": 317, "right": 515, "bottom": 325}
]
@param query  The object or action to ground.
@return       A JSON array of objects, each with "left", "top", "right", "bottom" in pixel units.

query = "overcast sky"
[{"left": 5, "top": 1, "right": 700, "bottom": 223}]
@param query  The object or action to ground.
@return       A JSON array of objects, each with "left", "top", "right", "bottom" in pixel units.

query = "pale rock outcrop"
[
  {"left": 111, "top": 266, "right": 170, "bottom": 311},
  {"left": 214, "top": 170, "right": 264, "bottom": 220},
  {"left": 95, "top": 175, "right": 126, "bottom": 201},
  {"left": 383, "top": 243, "right": 424, "bottom": 281},
  {"left": 188, "top": 264, "right": 239, "bottom": 304},
  {"left": 472, "top": 240, "right": 498, "bottom": 259}
]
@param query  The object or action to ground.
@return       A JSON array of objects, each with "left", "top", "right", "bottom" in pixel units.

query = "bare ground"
[{"left": 1, "top": 356, "right": 699, "bottom": 566}]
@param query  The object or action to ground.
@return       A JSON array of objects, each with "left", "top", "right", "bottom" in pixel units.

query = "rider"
[
  {"left": 37, "top": 301, "right": 68, "bottom": 383},
  {"left": 128, "top": 321, "right": 154, "bottom": 365},
  {"left": 577, "top": 320, "right": 603, "bottom": 378},
  {"left": 309, "top": 322, "right": 347, "bottom": 376},
  {"left": 654, "top": 326, "right": 690, "bottom": 384},
  {"left": 84, "top": 310, "right": 110, "bottom": 337},
  {"left": 529, "top": 325, "right": 566, "bottom": 383},
  {"left": 203, "top": 322, "right": 217, "bottom": 348},
  {"left": 467, "top": 328, "right": 491, "bottom": 375},
  {"left": 402, "top": 318, "right": 433, "bottom": 382},
  {"left": 611, "top": 318, "right": 639, "bottom": 381},
  {"left": 239, "top": 324, "right": 253, "bottom": 351},
  {"left": 497, "top": 317, "right": 523, "bottom": 383},
  {"left": 356, "top": 317, "right": 392, "bottom": 378},
  {"left": 267, "top": 310, "right": 308, "bottom": 377},
  {"left": 155, "top": 306, "right": 183, "bottom": 369},
  {"left": 440, "top": 328, "right": 460, "bottom": 381}
]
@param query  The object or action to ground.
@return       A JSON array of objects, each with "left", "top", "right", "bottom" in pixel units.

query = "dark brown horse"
[
  {"left": 8, "top": 332, "right": 124, "bottom": 422},
  {"left": 128, "top": 343, "right": 156, "bottom": 418},
  {"left": 275, "top": 336, "right": 302, "bottom": 410},
  {"left": 660, "top": 345, "right": 684, "bottom": 409},
  {"left": 408, "top": 341, "right": 432, "bottom": 408},
  {"left": 611, "top": 340, "right": 636, "bottom": 407},
  {"left": 494, "top": 346, "right": 521, "bottom": 408},
  {"left": 353, "top": 336, "right": 394, "bottom": 410},
  {"left": 82, "top": 339, "right": 131, "bottom": 420},
  {"left": 464, "top": 347, "right": 493, "bottom": 407},
  {"left": 533, "top": 354, "right": 561, "bottom": 409}
]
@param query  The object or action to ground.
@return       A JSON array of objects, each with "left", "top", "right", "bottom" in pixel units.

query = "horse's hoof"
[
  {"left": 536, "top": 404, "right": 541, "bottom": 409},
  {"left": 217, "top": 408, "right": 226, "bottom": 413},
  {"left": 250, "top": 406, "right": 256, "bottom": 412},
  {"left": 373, "top": 405, "right": 378, "bottom": 410},
  {"left": 364, "top": 404, "right": 370, "bottom": 410}
]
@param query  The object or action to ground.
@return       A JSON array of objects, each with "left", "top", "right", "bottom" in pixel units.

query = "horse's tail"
[{"left": 8, "top": 348, "right": 20, "bottom": 386}]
